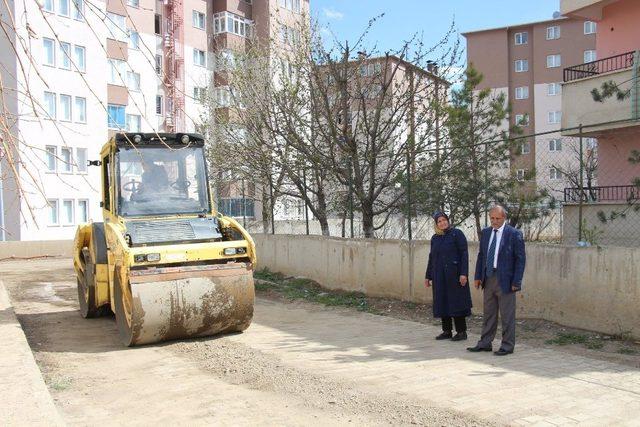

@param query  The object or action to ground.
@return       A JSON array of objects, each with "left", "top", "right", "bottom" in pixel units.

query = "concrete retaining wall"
[
  {"left": 254, "top": 234, "right": 640, "bottom": 339},
  {"left": 0, "top": 240, "right": 74, "bottom": 259}
]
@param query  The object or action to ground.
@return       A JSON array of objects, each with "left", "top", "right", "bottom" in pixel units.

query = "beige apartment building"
[
  {"left": 463, "top": 16, "right": 597, "bottom": 205},
  {"left": 0, "top": 0, "right": 309, "bottom": 240}
]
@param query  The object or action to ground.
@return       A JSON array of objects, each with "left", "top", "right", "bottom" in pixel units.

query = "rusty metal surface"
[{"left": 129, "top": 263, "right": 252, "bottom": 284}]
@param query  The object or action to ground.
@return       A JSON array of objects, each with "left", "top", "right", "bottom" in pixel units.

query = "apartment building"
[
  {"left": 463, "top": 16, "right": 597, "bottom": 201},
  {"left": 0, "top": 0, "right": 309, "bottom": 240}
]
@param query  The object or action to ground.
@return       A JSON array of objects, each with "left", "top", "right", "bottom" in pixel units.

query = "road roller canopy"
[{"left": 115, "top": 138, "right": 211, "bottom": 217}]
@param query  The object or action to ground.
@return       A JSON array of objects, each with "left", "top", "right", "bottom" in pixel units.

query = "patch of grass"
[
  {"left": 545, "top": 332, "right": 605, "bottom": 350},
  {"left": 403, "top": 301, "right": 418, "bottom": 310},
  {"left": 48, "top": 376, "right": 72, "bottom": 391},
  {"left": 585, "top": 340, "right": 604, "bottom": 350},
  {"left": 617, "top": 347, "right": 638, "bottom": 355}
]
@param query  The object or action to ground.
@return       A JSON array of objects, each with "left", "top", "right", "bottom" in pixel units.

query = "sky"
[{"left": 310, "top": 0, "right": 562, "bottom": 58}]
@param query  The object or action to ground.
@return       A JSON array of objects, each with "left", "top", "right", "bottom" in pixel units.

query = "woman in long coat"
[{"left": 425, "top": 211, "right": 472, "bottom": 341}]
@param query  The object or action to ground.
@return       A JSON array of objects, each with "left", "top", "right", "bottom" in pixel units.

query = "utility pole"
[
  {"left": 578, "top": 123, "right": 584, "bottom": 243},
  {"left": 303, "top": 165, "right": 309, "bottom": 235}
]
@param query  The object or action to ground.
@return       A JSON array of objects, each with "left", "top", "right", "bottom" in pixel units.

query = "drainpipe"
[{"left": 632, "top": 50, "right": 639, "bottom": 121}]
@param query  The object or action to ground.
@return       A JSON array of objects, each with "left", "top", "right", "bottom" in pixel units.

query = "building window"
[
  {"left": 72, "top": 0, "right": 83, "bottom": 20},
  {"left": 58, "top": 0, "right": 69, "bottom": 16},
  {"left": 548, "top": 111, "right": 561, "bottom": 124},
  {"left": 193, "top": 49, "right": 206, "bottom": 67},
  {"left": 585, "top": 138, "right": 598, "bottom": 150},
  {"left": 77, "top": 200, "right": 89, "bottom": 223},
  {"left": 215, "top": 49, "right": 236, "bottom": 71},
  {"left": 44, "top": 0, "right": 54, "bottom": 12},
  {"left": 59, "top": 94, "right": 72, "bottom": 121},
  {"left": 193, "top": 86, "right": 206, "bottom": 102},
  {"left": 106, "top": 12, "right": 127, "bottom": 42},
  {"left": 107, "top": 104, "right": 125, "bottom": 129},
  {"left": 44, "top": 91, "right": 56, "bottom": 118},
  {"left": 549, "top": 139, "right": 562, "bottom": 152},
  {"left": 73, "top": 45, "right": 86, "bottom": 72},
  {"left": 584, "top": 50, "right": 597, "bottom": 63},
  {"left": 214, "top": 87, "right": 231, "bottom": 107},
  {"left": 546, "top": 26, "right": 560, "bottom": 40},
  {"left": 47, "top": 200, "right": 59, "bottom": 225},
  {"left": 516, "top": 169, "right": 526, "bottom": 181},
  {"left": 127, "top": 71, "right": 140, "bottom": 91},
  {"left": 108, "top": 59, "right": 126, "bottom": 85},
  {"left": 129, "top": 31, "right": 140, "bottom": 49},
  {"left": 584, "top": 21, "right": 597, "bottom": 35},
  {"left": 155, "top": 54, "right": 162, "bottom": 75},
  {"left": 126, "top": 114, "right": 141, "bottom": 131},
  {"left": 515, "top": 114, "right": 529, "bottom": 126},
  {"left": 62, "top": 200, "right": 74, "bottom": 225},
  {"left": 547, "top": 83, "right": 561, "bottom": 96},
  {"left": 192, "top": 10, "right": 205, "bottom": 30},
  {"left": 76, "top": 148, "right": 87, "bottom": 172},
  {"left": 515, "top": 86, "right": 529, "bottom": 100},
  {"left": 280, "top": 25, "right": 300, "bottom": 46},
  {"left": 514, "top": 59, "right": 528, "bottom": 72},
  {"left": 59, "top": 42, "right": 71, "bottom": 69},
  {"left": 61, "top": 147, "right": 72, "bottom": 172},
  {"left": 45, "top": 146, "right": 57, "bottom": 171},
  {"left": 546, "top": 54, "right": 561, "bottom": 68},
  {"left": 550, "top": 167, "right": 562, "bottom": 180},
  {"left": 521, "top": 141, "right": 531, "bottom": 154},
  {"left": 514, "top": 32, "right": 527, "bottom": 45},
  {"left": 218, "top": 198, "right": 255, "bottom": 218},
  {"left": 43, "top": 38, "right": 55, "bottom": 66},
  {"left": 74, "top": 97, "right": 86, "bottom": 123},
  {"left": 213, "top": 12, "right": 253, "bottom": 37},
  {"left": 278, "top": 0, "right": 300, "bottom": 13},
  {"left": 359, "top": 62, "right": 382, "bottom": 77},
  {"left": 154, "top": 14, "right": 161, "bottom": 35},
  {"left": 156, "top": 95, "right": 163, "bottom": 115},
  {"left": 126, "top": 0, "right": 139, "bottom": 7}
]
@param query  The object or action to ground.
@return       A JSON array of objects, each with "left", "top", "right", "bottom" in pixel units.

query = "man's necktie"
[{"left": 486, "top": 229, "right": 498, "bottom": 277}]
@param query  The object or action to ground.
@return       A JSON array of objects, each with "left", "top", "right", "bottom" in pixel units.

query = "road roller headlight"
[
  {"left": 236, "top": 247, "right": 246, "bottom": 254},
  {"left": 134, "top": 253, "right": 161, "bottom": 263},
  {"left": 223, "top": 248, "right": 237, "bottom": 256},
  {"left": 146, "top": 253, "right": 161, "bottom": 262}
]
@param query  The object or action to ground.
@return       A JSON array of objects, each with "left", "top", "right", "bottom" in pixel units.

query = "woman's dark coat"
[{"left": 425, "top": 228, "right": 472, "bottom": 318}]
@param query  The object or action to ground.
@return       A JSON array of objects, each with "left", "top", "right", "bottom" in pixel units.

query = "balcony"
[
  {"left": 561, "top": 51, "right": 640, "bottom": 137},
  {"left": 563, "top": 184, "right": 640, "bottom": 203},
  {"left": 561, "top": 0, "right": 608, "bottom": 19}
]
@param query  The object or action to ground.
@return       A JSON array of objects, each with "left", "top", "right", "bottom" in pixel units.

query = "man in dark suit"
[{"left": 467, "top": 205, "right": 526, "bottom": 356}]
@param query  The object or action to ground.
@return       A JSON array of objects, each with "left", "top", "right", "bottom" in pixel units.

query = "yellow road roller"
[{"left": 72, "top": 132, "right": 256, "bottom": 346}]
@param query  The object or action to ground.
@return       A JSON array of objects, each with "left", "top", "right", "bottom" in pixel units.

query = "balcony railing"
[
  {"left": 563, "top": 51, "right": 635, "bottom": 83},
  {"left": 564, "top": 185, "right": 640, "bottom": 203}
]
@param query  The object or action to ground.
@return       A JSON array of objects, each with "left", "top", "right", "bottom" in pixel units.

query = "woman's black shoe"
[
  {"left": 436, "top": 332, "right": 453, "bottom": 340},
  {"left": 451, "top": 332, "right": 467, "bottom": 341}
]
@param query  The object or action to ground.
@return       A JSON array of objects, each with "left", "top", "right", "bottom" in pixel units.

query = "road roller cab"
[{"left": 73, "top": 132, "right": 256, "bottom": 346}]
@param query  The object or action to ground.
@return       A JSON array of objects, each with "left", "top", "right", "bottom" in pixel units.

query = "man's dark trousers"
[{"left": 478, "top": 274, "right": 516, "bottom": 351}]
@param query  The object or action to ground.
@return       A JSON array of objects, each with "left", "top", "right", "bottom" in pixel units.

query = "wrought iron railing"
[
  {"left": 563, "top": 51, "right": 635, "bottom": 83},
  {"left": 563, "top": 185, "right": 640, "bottom": 203}
]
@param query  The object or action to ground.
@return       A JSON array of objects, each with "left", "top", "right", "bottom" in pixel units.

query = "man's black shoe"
[
  {"left": 467, "top": 345, "right": 492, "bottom": 352},
  {"left": 493, "top": 348, "right": 514, "bottom": 356},
  {"left": 451, "top": 332, "right": 467, "bottom": 341},
  {"left": 436, "top": 332, "right": 453, "bottom": 340}
]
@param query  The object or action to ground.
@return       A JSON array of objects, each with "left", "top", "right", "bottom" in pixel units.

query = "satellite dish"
[{"left": 552, "top": 11, "right": 561, "bottom": 19}]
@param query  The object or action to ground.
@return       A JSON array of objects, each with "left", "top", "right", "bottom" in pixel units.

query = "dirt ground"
[{"left": 0, "top": 258, "right": 488, "bottom": 426}]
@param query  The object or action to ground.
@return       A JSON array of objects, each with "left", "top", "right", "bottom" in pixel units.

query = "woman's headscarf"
[{"left": 432, "top": 211, "right": 450, "bottom": 235}]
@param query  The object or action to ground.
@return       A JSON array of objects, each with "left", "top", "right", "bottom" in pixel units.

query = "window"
[
  {"left": 129, "top": 31, "right": 140, "bottom": 49},
  {"left": 516, "top": 169, "right": 526, "bottom": 181},
  {"left": 61, "top": 147, "right": 72, "bottom": 172},
  {"left": 58, "top": 0, "right": 69, "bottom": 16},
  {"left": 43, "top": 38, "right": 55, "bottom": 66},
  {"left": 108, "top": 59, "right": 125, "bottom": 85},
  {"left": 154, "top": 14, "right": 161, "bottom": 35},
  {"left": 44, "top": 0, "right": 54, "bottom": 12},
  {"left": 278, "top": 0, "right": 300, "bottom": 13},
  {"left": 77, "top": 200, "right": 89, "bottom": 223},
  {"left": 213, "top": 12, "right": 253, "bottom": 37},
  {"left": 193, "top": 49, "right": 206, "bottom": 67},
  {"left": 45, "top": 146, "right": 57, "bottom": 171},
  {"left": 521, "top": 141, "right": 531, "bottom": 154},
  {"left": 127, "top": 71, "right": 140, "bottom": 91},
  {"left": 546, "top": 26, "right": 560, "bottom": 40},
  {"left": 547, "top": 82, "right": 561, "bottom": 96},
  {"left": 192, "top": 10, "right": 205, "bottom": 29},
  {"left": 546, "top": 54, "right": 561, "bottom": 68},
  {"left": 515, "top": 86, "right": 529, "bottom": 100},
  {"left": 73, "top": 45, "right": 86, "bottom": 71},
  {"left": 280, "top": 25, "right": 300, "bottom": 45},
  {"left": 550, "top": 167, "right": 562, "bottom": 180},
  {"left": 359, "top": 62, "right": 382, "bottom": 77},
  {"left": 156, "top": 95, "right": 163, "bottom": 115},
  {"left": 106, "top": 12, "right": 127, "bottom": 42},
  {"left": 72, "top": 0, "right": 83, "bottom": 20},
  {"left": 514, "top": 59, "right": 528, "bottom": 72},
  {"left": 47, "top": 200, "right": 59, "bottom": 225},
  {"left": 76, "top": 148, "right": 87, "bottom": 172},
  {"left": 549, "top": 139, "right": 562, "bottom": 152},
  {"left": 107, "top": 104, "right": 125, "bottom": 129},
  {"left": 59, "top": 42, "right": 71, "bottom": 69},
  {"left": 548, "top": 110, "right": 562, "bottom": 124},
  {"left": 62, "top": 200, "right": 74, "bottom": 225},
  {"left": 215, "top": 49, "right": 236, "bottom": 71},
  {"left": 59, "top": 94, "right": 72, "bottom": 121},
  {"left": 514, "top": 32, "right": 527, "bottom": 45},
  {"left": 74, "top": 97, "right": 86, "bottom": 123},
  {"left": 584, "top": 21, "right": 597, "bottom": 35},
  {"left": 586, "top": 138, "right": 598, "bottom": 150},
  {"left": 44, "top": 91, "right": 56, "bottom": 118},
  {"left": 584, "top": 50, "right": 597, "bottom": 63},
  {"left": 126, "top": 0, "right": 139, "bottom": 6},
  {"left": 515, "top": 114, "right": 529, "bottom": 126},
  {"left": 193, "top": 86, "right": 206, "bottom": 101},
  {"left": 218, "top": 198, "right": 255, "bottom": 218},
  {"left": 126, "top": 114, "right": 141, "bottom": 131},
  {"left": 214, "top": 86, "right": 231, "bottom": 107},
  {"left": 155, "top": 54, "right": 162, "bottom": 74}
]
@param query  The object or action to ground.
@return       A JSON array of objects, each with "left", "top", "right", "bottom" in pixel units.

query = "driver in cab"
[{"left": 130, "top": 162, "right": 169, "bottom": 200}]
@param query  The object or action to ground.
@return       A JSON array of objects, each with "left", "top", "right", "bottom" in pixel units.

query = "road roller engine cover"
[{"left": 72, "top": 132, "right": 256, "bottom": 346}]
